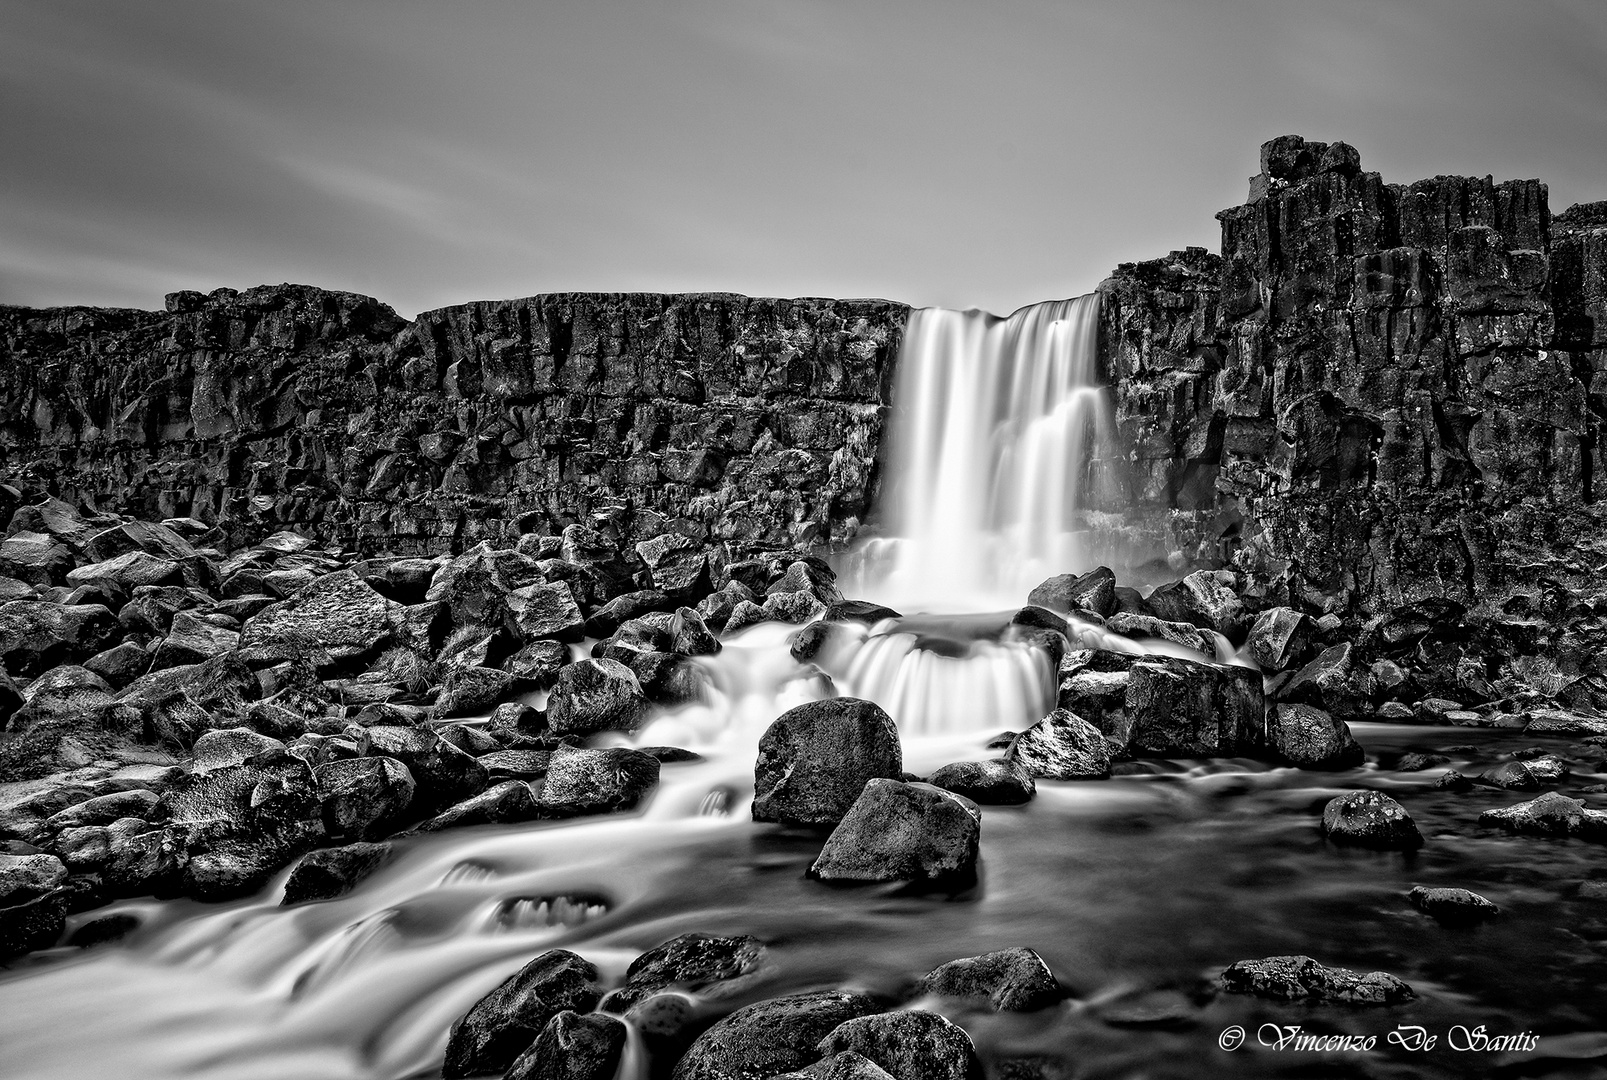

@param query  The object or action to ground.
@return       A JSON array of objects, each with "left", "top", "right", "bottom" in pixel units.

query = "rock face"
[
  {"left": 752, "top": 699, "right": 903, "bottom": 827},
  {"left": 1100, "top": 136, "right": 1607, "bottom": 617},
  {"left": 0, "top": 289, "right": 901, "bottom": 559}
]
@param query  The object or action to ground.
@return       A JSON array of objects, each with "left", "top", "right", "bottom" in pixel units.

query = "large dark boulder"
[
  {"left": 506, "top": 1010, "right": 627, "bottom": 1080},
  {"left": 810, "top": 780, "right": 980, "bottom": 885},
  {"left": 672, "top": 990, "right": 886, "bottom": 1080},
  {"left": 421, "top": 781, "right": 541, "bottom": 831},
  {"left": 614, "top": 932, "right": 769, "bottom": 1006},
  {"left": 239, "top": 571, "right": 399, "bottom": 667},
  {"left": 917, "top": 947, "right": 1060, "bottom": 1012},
  {"left": 546, "top": 658, "right": 651, "bottom": 737},
  {"left": 506, "top": 582, "right": 585, "bottom": 644},
  {"left": 1122, "top": 657, "right": 1265, "bottom": 758},
  {"left": 352, "top": 726, "right": 488, "bottom": 816},
  {"left": 1027, "top": 568, "right": 1116, "bottom": 617},
  {"left": 1270, "top": 704, "right": 1365, "bottom": 769},
  {"left": 753, "top": 698, "right": 902, "bottom": 827},
  {"left": 1245, "top": 607, "right": 1312, "bottom": 672},
  {"left": 443, "top": 949, "right": 604, "bottom": 1078},
  {"left": 0, "top": 601, "right": 121, "bottom": 677},
  {"left": 816, "top": 1010, "right": 983, "bottom": 1080}
]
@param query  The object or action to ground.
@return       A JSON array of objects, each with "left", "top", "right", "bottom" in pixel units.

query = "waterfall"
[{"left": 854, "top": 294, "right": 1115, "bottom": 611}]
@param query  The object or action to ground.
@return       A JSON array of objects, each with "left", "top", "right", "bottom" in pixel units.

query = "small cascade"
[{"left": 853, "top": 294, "right": 1117, "bottom": 612}]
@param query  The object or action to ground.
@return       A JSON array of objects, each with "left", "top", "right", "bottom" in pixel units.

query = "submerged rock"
[
  {"left": 918, "top": 947, "right": 1060, "bottom": 1011},
  {"left": 1408, "top": 886, "right": 1499, "bottom": 922},
  {"left": 1218, "top": 955, "right": 1414, "bottom": 1004},
  {"left": 1479, "top": 791, "right": 1607, "bottom": 839},
  {"left": 752, "top": 698, "right": 903, "bottom": 827},
  {"left": 1320, "top": 791, "right": 1423, "bottom": 850},
  {"left": 810, "top": 780, "right": 980, "bottom": 885},
  {"left": 281, "top": 842, "right": 393, "bottom": 905},
  {"left": 671, "top": 990, "right": 886, "bottom": 1080},
  {"left": 443, "top": 949, "right": 603, "bottom": 1078}
]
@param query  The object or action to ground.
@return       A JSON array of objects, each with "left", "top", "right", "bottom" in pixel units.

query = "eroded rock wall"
[
  {"left": 1100, "top": 136, "right": 1607, "bottom": 615},
  {"left": 0, "top": 289, "right": 905, "bottom": 558}
]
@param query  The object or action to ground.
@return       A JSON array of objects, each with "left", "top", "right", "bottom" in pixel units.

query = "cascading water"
[{"left": 852, "top": 294, "right": 1115, "bottom": 612}]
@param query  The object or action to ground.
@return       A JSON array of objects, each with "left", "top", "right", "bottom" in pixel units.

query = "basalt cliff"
[{"left": 3, "top": 136, "right": 1605, "bottom": 618}]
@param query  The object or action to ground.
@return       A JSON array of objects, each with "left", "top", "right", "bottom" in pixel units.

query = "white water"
[{"left": 851, "top": 295, "right": 1115, "bottom": 613}]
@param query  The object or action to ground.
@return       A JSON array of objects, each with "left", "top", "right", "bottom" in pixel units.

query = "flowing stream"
[{"left": 2, "top": 299, "right": 1606, "bottom": 1078}]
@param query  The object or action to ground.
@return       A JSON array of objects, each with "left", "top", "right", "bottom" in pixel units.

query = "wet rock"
[
  {"left": 239, "top": 571, "right": 398, "bottom": 666},
  {"left": 1103, "top": 612, "right": 1213, "bottom": 657},
  {"left": 1320, "top": 791, "right": 1423, "bottom": 849},
  {"left": 1408, "top": 886, "right": 1499, "bottom": 922},
  {"left": 67, "top": 912, "right": 140, "bottom": 948},
  {"left": 0, "top": 532, "right": 73, "bottom": 587},
  {"left": 1479, "top": 761, "right": 1540, "bottom": 790},
  {"left": 281, "top": 841, "right": 393, "bottom": 904},
  {"left": 774, "top": 1050, "right": 896, "bottom": 1080},
  {"left": 506, "top": 1010, "right": 627, "bottom": 1080},
  {"left": 1435, "top": 769, "right": 1475, "bottom": 792},
  {"left": 1218, "top": 955, "right": 1414, "bottom": 1004},
  {"left": 1396, "top": 752, "right": 1450, "bottom": 772},
  {"left": 918, "top": 947, "right": 1060, "bottom": 1011},
  {"left": 426, "top": 543, "right": 546, "bottom": 631},
  {"left": 443, "top": 949, "right": 603, "bottom": 1078},
  {"left": 354, "top": 726, "right": 488, "bottom": 815},
  {"left": 437, "top": 723, "right": 503, "bottom": 757},
  {"left": 192, "top": 727, "right": 284, "bottom": 772},
  {"left": 1270, "top": 704, "right": 1365, "bottom": 769},
  {"left": 671, "top": 990, "right": 886, "bottom": 1080},
  {"left": 41, "top": 789, "right": 159, "bottom": 832},
  {"left": 1027, "top": 567, "right": 1116, "bottom": 617},
  {"left": 479, "top": 749, "right": 553, "bottom": 782},
  {"left": 1007, "top": 710, "right": 1110, "bottom": 780},
  {"left": 506, "top": 582, "right": 585, "bottom": 644},
  {"left": 436, "top": 665, "right": 515, "bottom": 717},
  {"left": 0, "top": 888, "right": 66, "bottom": 957},
  {"left": 1123, "top": 657, "right": 1265, "bottom": 758},
  {"left": 316, "top": 756, "right": 416, "bottom": 840},
  {"left": 1246, "top": 607, "right": 1312, "bottom": 671},
  {"left": 421, "top": 780, "right": 540, "bottom": 831},
  {"left": 1278, "top": 642, "right": 1361, "bottom": 718},
  {"left": 823, "top": 600, "right": 901, "bottom": 625},
  {"left": 546, "top": 658, "right": 650, "bottom": 737},
  {"left": 0, "top": 851, "right": 68, "bottom": 904},
  {"left": 752, "top": 698, "right": 902, "bottom": 827},
  {"left": 584, "top": 590, "right": 671, "bottom": 638},
  {"left": 763, "top": 590, "right": 827, "bottom": 624},
  {"left": 1479, "top": 791, "right": 1607, "bottom": 839},
  {"left": 723, "top": 599, "right": 768, "bottom": 635},
  {"left": 670, "top": 607, "right": 720, "bottom": 656},
  {"left": 1525, "top": 710, "right": 1607, "bottom": 737},
  {"left": 926, "top": 759, "right": 1035, "bottom": 805},
  {"left": 810, "top": 780, "right": 980, "bottom": 885},
  {"left": 624, "top": 932, "right": 769, "bottom": 1000},
  {"left": 82, "top": 641, "right": 151, "bottom": 688},
  {"left": 537, "top": 745, "right": 660, "bottom": 817},
  {"left": 816, "top": 1010, "right": 982, "bottom": 1080},
  {"left": 66, "top": 550, "right": 184, "bottom": 593},
  {"left": 619, "top": 992, "right": 701, "bottom": 1070},
  {"left": 1175, "top": 570, "right": 1248, "bottom": 642}
]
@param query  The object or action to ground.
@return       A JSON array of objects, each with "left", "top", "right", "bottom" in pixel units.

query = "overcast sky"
[{"left": 3, "top": 0, "right": 1606, "bottom": 317}]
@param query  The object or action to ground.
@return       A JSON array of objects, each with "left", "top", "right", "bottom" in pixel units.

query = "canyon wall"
[
  {"left": 3, "top": 135, "right": 1604, "bottom": 616},
  {"left": 1100, "top": 136, "right": 1607, "bottom": 613},
  {"left": 0, "top": 290, "right": 904, "bottom": 558}
]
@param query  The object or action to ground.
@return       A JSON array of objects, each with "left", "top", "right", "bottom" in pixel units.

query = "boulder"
[
  {"left": 816, "top": 1010, "right": 982, "bottom": 1080},
  {"left": 503, "top": 639, "right": 570, "bottom": 686},
  {"left": 636, "top": 533, "right": 710, "bottom": 599},
  {"left": 506, "top": 1010, "right": 627, "bottom": 1080},
  {"left": 775, "top": 1052, "right": 896, "bottom": 1080},
  {"left": 281, "top": 841, "right": 393, "bottom": 905},
  {"left": 1408, "top": 886, "right": 1499, "bottom": 922},
  {"left": 421, "top": 781, "right": 541, "bottom": 831},
  {"left": 1175, "top": 570, "right": 1248, "bottom": 642},
  {"left": 0, "top": 601, "right": 121, "bottom": 677},
  {"left": 918, "top": 947, "right": 1060, "bottom": 1012},
  {"left": 752, "top": 698, "right": 902, "bottom": 827},
  {"left": 355, "top": 726, "right": 488, "bottom": 815},
  {"left": 1008, "top": 710, "right": 1110, "bottom": 780},
  {"left": 1320, "top": 791, "right": 1423, "bottom": 849},
  {"left": 583, "top": 589, "right": 671, "bottom": 638},
  {"left": 1218, "top": 955, "right": 1413, "bottom": 1004},
  {"left": 443, "top": 949, "right": 603, "bottom": 1078},
  {"left": 0, "top": 888, "right": 66, "bottom": 958},
  {"left": 1479, "top": 791, "right": 1607, "bottom": 839},
  {"left": 671, "top": 607, "right": 721, "bottom": 656},
  {"left": 538, "top": 746, "right": 660, "bottom": 817},
  {"left": 1123, "top": 657, "right": 1265, "bottom": 758},
  {"left": 546, "top": 658, "right": 651, "bottom": 737},
  {"left": 240, "top": 571, "right": 398, "bottom": 666},
  {"left": 1245, "top": 607, "right": 1312, "bottom": 671},
  {"left": 1270, "top": 704, "right": 1365, "bottom": 769},
  {"left": 926, "top": 759, "right": 1035, "bottom": 805},
  {"left": 426, "top": 543, "right": 547, "bottom": 630},
  {"left": 623, "top": 932, "right": 769, "bottom": 1001},
  {"left": 1026, "top": 567, "right": 1116, "bottom": 617},
  {"left": 1103, "top": 613, "right": 1213, "bottom": 657},
  {"left": 316, "top": 756, "right": 416, "bottom": 841},
  {"left": 671, "top": 990, "right": 886, "bottom": 1080},
  {"left": 66, "top": 550, "right": 183, "bottom": 593},
  {"left": 0, "top": 851, "right": 67, "bottom": 905},
  {"left": 436, "top": 665, "right": 516, "bottom": 717},
  {"left": 810, "top": 780, "right": 980, "bottom": 885},
  {"left": 506, "top": 582, "right": 585, "bottom": 644}
]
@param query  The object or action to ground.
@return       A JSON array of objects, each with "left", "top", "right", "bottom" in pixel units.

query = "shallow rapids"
[{"left": 2, "top": 623, "right": 1605, "bottom": 1079}]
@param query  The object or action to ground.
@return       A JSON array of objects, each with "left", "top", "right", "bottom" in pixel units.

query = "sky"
[{"left": 3, "top": 0, "right": 1607, "bottom": 318}]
